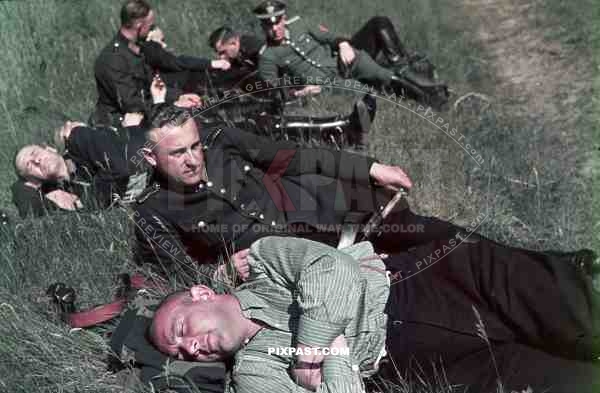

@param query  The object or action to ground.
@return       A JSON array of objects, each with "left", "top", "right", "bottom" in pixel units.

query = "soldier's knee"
[{"left": 368, "top": 16, "right": 393, "bottom": 29}]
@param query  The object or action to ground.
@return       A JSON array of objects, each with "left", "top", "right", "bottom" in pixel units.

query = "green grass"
[{"left": 0, "top": 0, "right": 596, "bottom": 391}]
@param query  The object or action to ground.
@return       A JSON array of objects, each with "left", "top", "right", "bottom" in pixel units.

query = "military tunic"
[
  {"left": 65, "top": 125, "right": 149, "bottom": 204},
  {"left": 93, "top": 32, "right": 154, "bottom": 127},
  {"left": 11, "top": 125, "right": 150, "bottom": 218},
  {"left": 132, "top": 127, "right": 390, "bottom": 281},
  {"left": 258, "top": 17, "right": 393, "bottom": 88}
]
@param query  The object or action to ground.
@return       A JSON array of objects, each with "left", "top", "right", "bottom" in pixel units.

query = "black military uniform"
[
  {"left": 204, "top": 34, "right": 265, "bottom": 92},
  {"left": 11, "top": 180, "right": 84, "bottom": 219},
  {"left": 65, "top": 125, "right": 149, "bottom": 204},
  {"left": 93, "top": 32, "right": 154, "bottom": 127},
  {"left": 132, "top": 126, "right": 399, "bottom": 280},
  {"left": 12, "top": 125, "right": 149, "bottom": 218},
  {"left": 93, "top": 31, "right": 212, "bottom": 127}
]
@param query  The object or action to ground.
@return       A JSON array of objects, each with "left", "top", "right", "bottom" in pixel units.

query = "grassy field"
[{"left": 0, "top": 0, "right": 597, "bottom": 391}]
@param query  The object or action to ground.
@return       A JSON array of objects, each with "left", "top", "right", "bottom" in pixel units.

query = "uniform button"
[
  {"left": 220, "top": 188, "right": 226, "bottom": 194},
  {"left": 240, "top": 204, "right": 245, "bottom": 210},
  {"left": 271, "top": 221, "right": 277, "bottom": 226},
  {"left": 243, "top": 165, "right": 251, "bottom": 172},
  {"left": 259, "top": 214, "right": 264, "bottom": 219},
  {"left": 300, "top": 51, "right": 305, "bottom": 55},
  {"left": 232, "top": 195, "right": 237, "bottom": 201},
  {"left": 198, "top": 183, "right": 204, "bottom": 189},
  {"left": 306, "top": 38, "right": 310, "bottom": 43},
  {"left": 379, "top": 205, "right": 384, "bottom": 211},
  {"left": 114, "top": 42, "right": 119, "bottom": 47},
  {"left": 198, "top": 221, "right": 206, "bottom": 228},
  {"left": 206, "top": 181, "right": 213, "bottom": 188},
  {"left": 250, "top": 212, "right": 256, "bottom": 216},
  {"left": 285, "top": 60, "right": 291, "bottom": 64}
]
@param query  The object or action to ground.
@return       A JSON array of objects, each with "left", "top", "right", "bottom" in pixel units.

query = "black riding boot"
[
  {"left": 377, "top": 20, "right": 408, "bottom": 65},
  {"left": 350, "top": 16, "right": 408, "bottom": 65}
]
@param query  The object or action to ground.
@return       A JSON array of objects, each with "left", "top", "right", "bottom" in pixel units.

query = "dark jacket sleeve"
[
  {"left": 11, "top": 181, "right": 57, "bottom": 218},
  {"left": 66, "top": 126, "right": 131, "bottom": 179},
  {"left": 217, "top": 128, "right": 377, "bottom": 185},
  {"left": 239, "top": 34, "right": 265, "bottom": 65},
  {"left": 140, "top": 41, "right": 212, "bottom": 72},
  {"left": 96, "top": 53, "right": 147, "bottom": 114},
  {"left": 132, "top": 205, "right": 219, "bottom": 286}
]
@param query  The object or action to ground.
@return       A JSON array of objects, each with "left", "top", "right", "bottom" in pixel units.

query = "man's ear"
[
  {"left": 190, "top": 285, "right": 215, "bottom": 302},
  {"left": 142, "top": 147, "right": 157, "bottom": 167}
]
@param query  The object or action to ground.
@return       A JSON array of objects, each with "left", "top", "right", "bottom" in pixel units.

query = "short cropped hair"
[
  {"left": 14, "top": 144, "right": 47, "bottom": 181},
  {"left": 120, "top": 0, "right": 152, "bottom": 28},
  {"left": 208, "top": 26, "right": 239, "bottom": 50},
  {"left": 145, "top": 104, "right": 193, "bottom": 142},
  {"left": 148, "top": 289, "right": 190, "bottom": 345}
]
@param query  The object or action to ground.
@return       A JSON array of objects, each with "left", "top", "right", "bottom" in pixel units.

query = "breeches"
[{"left": 375, "top": 211, "right": 600, "bottom": 392}]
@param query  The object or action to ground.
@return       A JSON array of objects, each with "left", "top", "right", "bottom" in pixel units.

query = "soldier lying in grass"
[{"left": 12, "top": 120, "right": 149, "bottom": 218}]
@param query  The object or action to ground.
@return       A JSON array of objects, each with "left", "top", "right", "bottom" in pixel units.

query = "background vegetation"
[{"left": 0, "top": 0, "right": 597, "bottom": 391}]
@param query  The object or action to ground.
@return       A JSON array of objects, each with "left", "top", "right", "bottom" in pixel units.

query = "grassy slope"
[{"left": 0, "top": 0, "right": 595, "bottom": 391}]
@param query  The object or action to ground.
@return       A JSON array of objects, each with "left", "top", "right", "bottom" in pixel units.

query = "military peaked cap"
[{"left": 253, "top": 0, "right": 287, "bottom": 24}]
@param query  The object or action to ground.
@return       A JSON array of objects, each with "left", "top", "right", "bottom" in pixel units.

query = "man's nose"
[
  {"left": 183, "top": 337, "right": 199, "bottom": 356},
  {"left": 184, "top": 150, "right": 200, "bottom": 165}
]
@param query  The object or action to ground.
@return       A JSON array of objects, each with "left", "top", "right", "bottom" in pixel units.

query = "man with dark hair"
[
  {"left": 92, "top": 0, "right": 223, "bottom": 127},
  {"left": 208, "top": 26, "right": 263, "bottom": 68},
  {"left": 93, "top": 0, "right": 156, "bottom": 127},
  {"left": 131, "top": 104, "right": 470, "bottom": 284},
  {"left": 149, "top": 236, "right": 600, "bottom": 393},
  {"left": 119, "top": 0, "right": 152, "bottom": 28}
]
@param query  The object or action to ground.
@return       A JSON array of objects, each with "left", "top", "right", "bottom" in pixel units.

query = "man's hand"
[
  {"left": 214, "top": 248, "right": 251, "bottom": 284},
  {"left": 291, "top": 343, "right": 325, "bottom": 391},
  {"left": 45, "top": 190, "right": 83, "bottom": 210},
  {"left": 291, "top": 334, "right": 348, "bottom": 391},
  {"left": 122, "top": 112, "right": 144, "bottom": 127},
  {"left": 231, "top": 248, "right": 250, "bottom": 281},
  {"left": 146, "top": 27, "right": 167, "bottom": 48},
  {"left": 338, "top": 42, "right": 356, "bottom": 65},
  {"left": 210, "top": 59, "right": 231, "bottom": 71},
  {"left": 174, "top": 93, "right": 203, "bottom": 108},
  {"left": 291, "top": 85, "right": 322, "bottom": 97},
  {"left": 151, "top": 75, "right": 167, "bottom": 104},
  {"left": 369, "top": 162, "right": 413, "bottom": 191}
]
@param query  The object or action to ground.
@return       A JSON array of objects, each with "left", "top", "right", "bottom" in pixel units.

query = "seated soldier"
[
  {"left": 207, "top": 26, "right": 320, "bottom": 98},
  {"left": 149, "top": 236, "right": 600, "bottom": 393},
  {"left": 253, "top": 1, "right": 448, "bottom": 109},
  {"left": 12, "top": 119, "right": 148, "bottom": 218},
  {"left": 92, "top": 0, "right": 229, "bottom": 127},
  {"left": 206, "top": 26, "right": 265, "bottom": 91}
]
